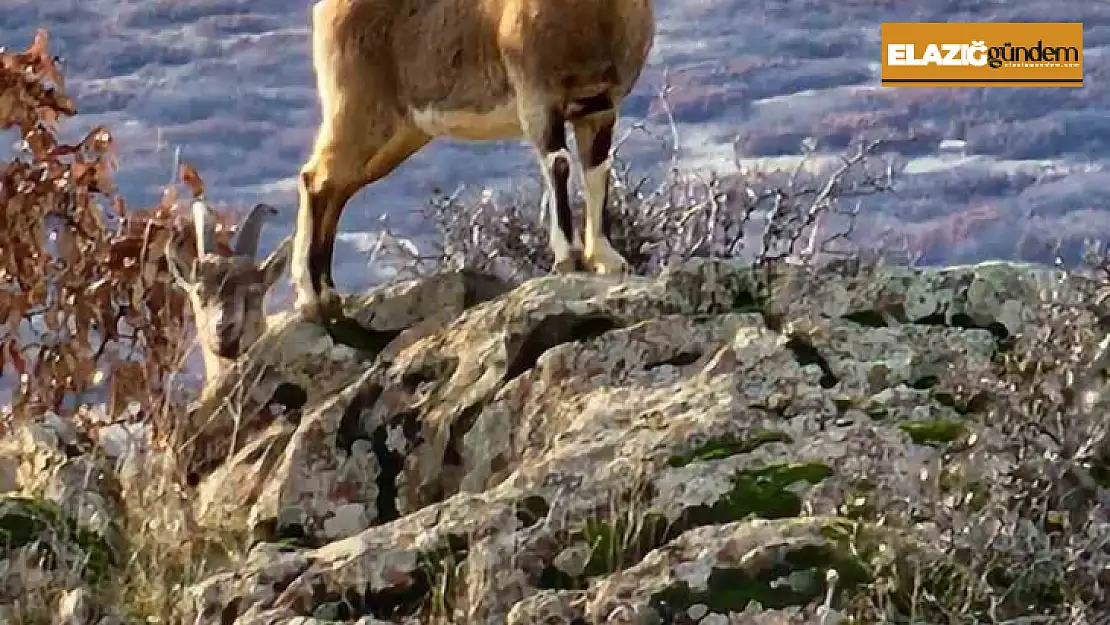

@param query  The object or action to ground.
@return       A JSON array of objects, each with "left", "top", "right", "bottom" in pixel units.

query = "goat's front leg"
[
  {"left": 573, "top": 108, "right": 629, "bottom": 276},
  {"left": 291, "top": 168, "right": 321, "bottom": 318},
  {"left": 293, "top": 123, "right": 431, "bottom": 321},
  {"left": 292, "top": 165, "right": 346, "bottom": 321},
  {"left": 521, "top": 101, "right": 582, "bottom": 273}
]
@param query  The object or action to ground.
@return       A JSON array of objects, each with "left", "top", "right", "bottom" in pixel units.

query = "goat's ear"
[
  {"left": 165, "top": 241, "right": 197, "bottom": 290},
  {"left": 259, "top": 235, "right": 292, "bottom": 290}
]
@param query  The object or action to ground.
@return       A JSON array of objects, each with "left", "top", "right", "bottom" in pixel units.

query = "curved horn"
[
  {"left": 233, "top": 203, "right": 279, "bottom": 259},
  {"left": 192, "top": 198, "right": 217, "bottom": 257}
]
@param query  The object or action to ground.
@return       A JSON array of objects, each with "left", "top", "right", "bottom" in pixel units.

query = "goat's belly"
[{"left": 411, "top": 102, "right": 522, "bottom": 141}]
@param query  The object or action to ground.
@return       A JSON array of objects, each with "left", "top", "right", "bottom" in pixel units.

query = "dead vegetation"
[
  {"left": 0, "top": 30, "right": 249, "bottom": 623},
  {"left": 2, "top": 26, "right": 1110, "bottom": 624},
  {"left": 0, "top": 30, "right": 246, "bottom": 429}
]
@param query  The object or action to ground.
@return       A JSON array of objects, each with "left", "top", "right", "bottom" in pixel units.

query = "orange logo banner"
[{"left": 881, "top": 22, "right": 1083, "bottom": 87}]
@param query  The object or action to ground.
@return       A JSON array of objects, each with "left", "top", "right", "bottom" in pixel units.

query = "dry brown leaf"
[
  {"left": 7, "top": 341, "right": 25, "bottom": 376},
  {"left": 180, "top": 162, "right": 205, "bottom": 198},
  {"left": 58, "top": 227, "right": 79, "bottom": 267},
  {"left": 72, "top": 356, "right": 95, "bottom": 389},
  {"left": 6, "top": 293, "right": 23, "bottom": 328},
  {"left": 0, "top": 91, "right": 16, "bottom": 125}
]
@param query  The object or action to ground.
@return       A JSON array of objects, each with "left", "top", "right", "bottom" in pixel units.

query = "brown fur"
[{"left": 291, "top": 0, "right": 655, "bottom": 318}]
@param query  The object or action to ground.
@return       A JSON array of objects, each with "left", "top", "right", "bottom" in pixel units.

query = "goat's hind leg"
[
  {"left": 572, "top": 107, "right": 629, "bottom": 276},
  {"left": 520, "top": 101, "right": 582, "bottom": 273}
]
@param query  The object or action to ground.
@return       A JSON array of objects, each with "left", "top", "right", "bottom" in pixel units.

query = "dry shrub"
[
  {"left": 0, "top": 30, "right": 249, "bottom": 621},
  {"left": 0, "top": 30, "right": 242, "bottom": 432},
  {"left": 369, "top": 131, "right": 899, "bottom": 284}
]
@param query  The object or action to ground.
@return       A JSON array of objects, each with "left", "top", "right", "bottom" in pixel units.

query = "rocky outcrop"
[
  {"left": 178, "top": 258, "right": 1110, "bottom": 623},
  {"left": 5, "top": 258, "right": 1109, "bottom": 623},
  {"left": 0, "top": 415, "right": 124, "bottom": 624}
]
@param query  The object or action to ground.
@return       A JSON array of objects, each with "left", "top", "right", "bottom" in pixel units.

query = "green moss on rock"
[
  {"left": 937, "top": 466, "right": 990, "bottom": 511},
  {"left": 899, "top": 418, "right": 968, "bottom": 446},
  {"left": 324, "top": 316, "right": 403, "bottom": 353},
  {"left": 562, "top": 461, "right": 834, "bottom": 582},
  {"left": 1091, "top": 461, "right": 1110, "bottom": 489},
  {"left": 0, "top": 495, "right": 115, "bottom": 583},
  {"left": 865, "top": 402, "right": 890, "bottom": 420},
  {"left": 683, "top": 462, "right": 834, "bottom": 526},
  {"left": 668, "top": 431, "right": 793, "bottom": 468},
  {"left": 839, "top": 491, "right": 879, "bottom": 521},
  {"left": 832, "top": 395, "right": 859, "bottom": 413},
  {"left": 649, "top": 529, "right": 869, "bottom": 613}
]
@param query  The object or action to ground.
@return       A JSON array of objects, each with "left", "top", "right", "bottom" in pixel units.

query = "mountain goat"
[
  {"left": 166, "top": 201, "right": 292, "bottom": 383},
  {"left": 289, "top": 0, "right": 656, "bottom": 319}
]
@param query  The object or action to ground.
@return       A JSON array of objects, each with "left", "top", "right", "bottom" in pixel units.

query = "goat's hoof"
[
  {"left": 585, "top": 248, "right": 631, "bottom": 276},
  {"left": 294, "top": 300, "right": 325, "bottom": 322},
  {"left": 318, "top": 289, "right": 345, "bottom": 320},
  {"left": 294, "top": 289, "right": 344, "bottom": 322},
  {"left": 553, "top": 258, "right": 577, "bottom": 274},
  {"left": 552, "top": 249, "right": 585, "bottom": 274}
]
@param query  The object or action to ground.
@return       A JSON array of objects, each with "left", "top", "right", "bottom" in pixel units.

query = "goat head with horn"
[{"left": 166, "top": 200, "right": 292, "bottom": 382}]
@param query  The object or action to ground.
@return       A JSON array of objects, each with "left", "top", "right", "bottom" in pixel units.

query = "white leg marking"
[
  {"left": 291, "top": 183, "right": 317, "bottom": 311},
  {"left": 582, "top": 157, "right": 628, "bottom": 274},
  {"left": 571, "top": 162, "right": 587, "bottom": 253}
]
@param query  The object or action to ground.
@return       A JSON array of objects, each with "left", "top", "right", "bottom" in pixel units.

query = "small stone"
[
  {"left": 57, "top": 587, "right": 92, "bottom": 625},
  {"left": 313, "top": 601, "right": 343, "bottom": 620},
  {"left": 323, "top": 503, "right": 369, "bottom": 538},
  {"left": 552, "top": 542, "right": 591, "bottom": 577},
  {"left": 686, "top": 603, "right": 709, "bottom": 620}
]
